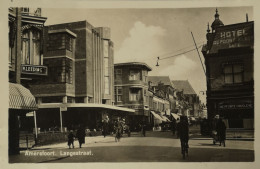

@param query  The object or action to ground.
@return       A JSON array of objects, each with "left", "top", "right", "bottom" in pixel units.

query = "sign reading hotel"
[
  {"left": 210, "top": 22, "right": 254, "bottom": 53},
  {"left": 21, "top": 65, "right": 48, "bottom": 75}
]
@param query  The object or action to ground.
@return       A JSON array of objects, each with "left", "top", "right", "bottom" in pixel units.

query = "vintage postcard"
[{"left": 0, "top": 0, "right": 259, "bottom": 168}]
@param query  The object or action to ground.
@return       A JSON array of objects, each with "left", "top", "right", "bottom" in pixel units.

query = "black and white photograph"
[{"left": 1, "top": 0, "right": 259, "bottom": 167}]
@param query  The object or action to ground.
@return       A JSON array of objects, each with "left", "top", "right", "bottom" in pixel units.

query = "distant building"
[
  {"left": 171, "top": 80, "right": 200, "bottom": 117},
  {"left": 202, "top": 9, "right": 254, "bottom": 129},
  {"left": 147, "top": 76, "right": 176, "bottom": 113},
  {"left": 114, "top": 62, "right": 152, "bottom": 129}
]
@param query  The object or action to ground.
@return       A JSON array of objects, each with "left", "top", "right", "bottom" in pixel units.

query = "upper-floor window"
[
  {"left": 44, "top": 58, "right": 73, "bottom": 84},
  {"left": 115, "top": 69, "right": 122, "bottom": 80},
  {"left": 114, "top": 86, "right": 122, "bottom": 102},
  {"left": 47, "top": 33, "right": 73, "bottom": 52},
  {"left": 223, "top": 63, "right": 244, "bottom": 84},
  {"left": 129, "top": 88, "right": 141, "bottom": 101},
  {"left": 21, "top": 29, "right": 41, "bottom": 65},
  {"left": 129, "top": 70, "right": 140, "bottom": 81}
]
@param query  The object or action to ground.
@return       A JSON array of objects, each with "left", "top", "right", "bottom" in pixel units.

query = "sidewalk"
[{"left": 24, "top": 135, "right": 115, "bottom": 151}]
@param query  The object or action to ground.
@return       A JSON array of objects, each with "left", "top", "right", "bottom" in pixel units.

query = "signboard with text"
[
  {"left": 210, "top": 22, "right": 254, "bottom": 54},
  {"left": 21, "top": 65, "right": 48, "bottom": 76}
]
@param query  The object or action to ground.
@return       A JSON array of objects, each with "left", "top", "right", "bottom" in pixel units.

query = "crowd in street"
[{"left": 66, "top": 115, "right": 227, "bottom": 159}]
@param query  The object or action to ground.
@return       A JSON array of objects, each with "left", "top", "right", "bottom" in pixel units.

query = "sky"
[{"left": 42, "top": 7, "right": 253, "bottom": 103}]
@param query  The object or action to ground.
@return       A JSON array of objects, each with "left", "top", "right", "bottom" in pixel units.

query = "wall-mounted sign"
[
  {"left": 219, "top": 99, "right": 253, "bottom": 110},
  {"left": 210, "top": 22, "right": 254, "bottom": 53},
  {"left": 21, "top": 65, "right": 48, "bottom": 75}
]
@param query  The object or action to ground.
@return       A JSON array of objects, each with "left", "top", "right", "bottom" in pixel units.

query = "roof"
[
  {"left": 114, "top": 62, "right": 152, "bottom": 71},
  {"left": 147, "top": 76, "right": 172, "bottom": 86},
  {"left": 171, "top": 80, "right": 197, "bottom": 95}
]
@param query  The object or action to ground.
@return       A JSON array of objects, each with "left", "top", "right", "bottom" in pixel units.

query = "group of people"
[
  {"left": 67, "top": 125, "right": 86, "bottom": 149},
  {"left": 176, "top": 115, "right": 227, "bottom": 151}
]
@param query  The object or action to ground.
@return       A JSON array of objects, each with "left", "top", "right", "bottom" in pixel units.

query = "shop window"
[
  {"left": 21, "top": 29, "right": 41, "bottom": 65},
  {"left": 223, "top": 63, "right": 244, "bottom": 84},
  {"left": 129, "top": 88, "right": 141, "bottom": 101},
  {"left": 129, "top": 70, "right": 140, "bottom": 81}
]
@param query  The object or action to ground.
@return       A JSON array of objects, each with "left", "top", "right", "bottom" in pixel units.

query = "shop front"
[
  {"left": 218, "top": 98, "right": 254, "bottom": 129},
  {"left": 9, "top": 83, "right": 38, "bottom": 155}
]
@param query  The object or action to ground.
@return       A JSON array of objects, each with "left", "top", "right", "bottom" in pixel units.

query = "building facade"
[
  {"left": 114, "top": 62, "right": 152, "bottom": 129},
  {"left": 18, "top": 20, "right": 134, "bottom": 133},
  {"left": 202, "top": 9, "right": 254, "bottom": 129},
  {"left": 147, "top": 76, "right": 176, "bottom": 113},
  {"left": 8, "top": 8, "right": 47, "bottom": 154},
  {"left": 171, "top": 80, "right": 200, "bottom": 118}
]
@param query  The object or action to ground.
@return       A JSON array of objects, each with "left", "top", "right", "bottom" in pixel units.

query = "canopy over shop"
[{"left": 35, "top": 103, "right": 135, "bottom": 132}]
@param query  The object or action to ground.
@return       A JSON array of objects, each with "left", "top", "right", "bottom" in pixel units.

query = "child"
[{"left": 68, "top": 130, "right": 75, "bottom": 149}]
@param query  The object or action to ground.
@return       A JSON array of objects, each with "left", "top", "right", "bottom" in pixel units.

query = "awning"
[
  {"left": 151, "top": 111, "right": 164, "bottom": 121},
  {"left": 9, "top": 83, "right": 37, "bottom": 110},
  {"left": 38, "top": 103, "right": 135, "bottom": 113},
  {"left": 171, "top": 113, "right": 180, "bottom": 120}
]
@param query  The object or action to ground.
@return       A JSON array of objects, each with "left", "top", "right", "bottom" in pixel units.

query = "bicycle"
[{"left": 181, "top": 140, "right": 189, "bottom": 159}]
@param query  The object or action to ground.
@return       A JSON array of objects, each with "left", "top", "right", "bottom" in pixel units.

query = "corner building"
[
  {"left": 114, "top": 62, "right": 152, "bottom": 129},
  {"left": 202, "top": 10, "right": 254, "bottom": 129},
  {"left": 29, "top": 21, "right": 133, "bottom": 130}
]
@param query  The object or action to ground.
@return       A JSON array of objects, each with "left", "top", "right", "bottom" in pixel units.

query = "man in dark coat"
[
  {"left": 76, "top": 125, "right": 85, "bottom": 148},
  {"left": 216, "top": 118, "right": 226, "bottom": 147},
  {"left": 177, "top": 116, "right": 189, "bottom": 147},
  {"left": 67, "top": 130, "right": 74, "bottom": 149}
]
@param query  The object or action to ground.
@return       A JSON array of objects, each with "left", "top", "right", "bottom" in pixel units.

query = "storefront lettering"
[
  {"left": 21, "top": 65, "right": 48, "bottom": 75},
  {"left": 219, "top": 103, "right": 253, "bottom": 109}
]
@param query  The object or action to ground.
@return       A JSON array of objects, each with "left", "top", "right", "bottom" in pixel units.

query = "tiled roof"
[
  {"left": 147, "top": 76, "right": 172, "bottom": 86},
  {"left": 171, "top": 80, "right": 197, "bottom": 95}
]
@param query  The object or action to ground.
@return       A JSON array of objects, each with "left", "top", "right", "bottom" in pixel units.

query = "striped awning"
[{"left": 9, "top": 83, "right": 37, "bottom": 110}]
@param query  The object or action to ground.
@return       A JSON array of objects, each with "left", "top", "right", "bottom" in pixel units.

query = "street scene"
[{"left": 7, "top": 7, "right": 254, "bottom": 163}]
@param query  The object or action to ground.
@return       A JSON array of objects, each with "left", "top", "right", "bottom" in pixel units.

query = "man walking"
[{"left": 216, "top": 118, "right": 226, "bottom": 147}]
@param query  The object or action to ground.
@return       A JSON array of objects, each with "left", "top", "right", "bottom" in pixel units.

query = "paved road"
[{"left": 9, "top": 131, "right": 254, "bottom": 163}]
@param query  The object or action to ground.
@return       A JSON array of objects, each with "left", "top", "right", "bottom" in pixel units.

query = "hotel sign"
[
  {"left": 21, "top": 65, "right": 48, "bottom": 75},
  {"left": 210, "top": 22, "right": 254, "bottom": 53}
]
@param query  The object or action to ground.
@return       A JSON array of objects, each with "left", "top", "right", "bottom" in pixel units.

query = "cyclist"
[{"left": 177, "top": 115, "right": 189, "bottom": 159}]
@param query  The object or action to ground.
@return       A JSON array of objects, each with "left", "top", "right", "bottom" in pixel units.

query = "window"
[
  {"left": 21, "top": 29, "right": 41, "bottom": 65},
  {"left": 223, "top": 63, "right": 243, "bottom": 84},
  {"left": 45, "top": 58, "right": 73, "bottom": 84},
  {"left": 129, "top": 70, "right": 140, "bottom": 81},
  {"left": 104, "top": 40, "right": 110, "bottom": 94},
  {"left": 48, "top": 33, "right": 73, "bottom": 51},
  {"left": 115, "top": 86, "right": 122, "bottom": 102},
  {"left": 115, "top": 69, "right": 122, "bottom": 80},
  {"left": 129, "top": 88, "right": 141, "bottom": 101}
]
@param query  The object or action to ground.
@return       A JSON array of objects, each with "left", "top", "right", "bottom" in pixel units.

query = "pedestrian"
[
  {"left": 177, "top": 116, "right": 189, "bottom": 148},
  {"left": 114, "top": 117, "right": 123, "bottom": 142},
  {"left": 68, "top": 130, "right": 75, "bottom": 149},
  {"left": 141, "top": 123, "right": 146, "bottom": 137},
  {"left": 216, "top": 118, "right": 226, "bottom": 147},
  {"left": 76, "top": 125, "right": 85, "bottom": 148}
]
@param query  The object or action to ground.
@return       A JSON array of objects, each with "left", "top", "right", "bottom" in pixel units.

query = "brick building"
[
  {"left": 202, "top": 9, "right": 254, "bottom": 129},
  {"left": 27, "top": 20, "right": 134, "bottom": 131},
  {"left": 114, "top": 62, "right": 152, "bottom": 129}
]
